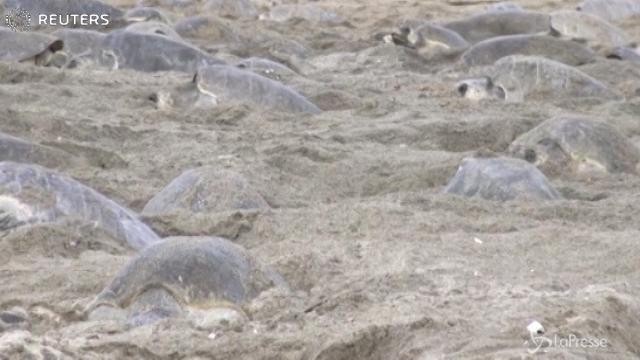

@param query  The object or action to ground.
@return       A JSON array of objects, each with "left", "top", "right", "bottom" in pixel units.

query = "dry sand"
[{"left": 1, "top": 0, "right": 640, "bottom": 359}]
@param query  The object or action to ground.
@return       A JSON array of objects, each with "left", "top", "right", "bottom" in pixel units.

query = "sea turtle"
[
  {"left": 0, "top": 28, "right": 64, "bottom": 66},
  {"left": 383, "top": 22, "right": 469, "bottom": 57},
  {"left": 456, "top": 55, "right": 619, "bottom": 102},
  {"left": 0, "top": 132, "right": 77, "bottom": 169},
  {"left": 153, "top": 64, "right": 321, "bottom": 113},
  {"left": 0, "top": 162, "right": 160, "bottom": 250},
  {"left": 86, "top": 236, "right": 285, "bottom": 327},
  {"left": 236, "top": 57, "right": 296, "bottom": 81},
  {"left": 99, "top": 30, "right": 224, "bottom": 73},
  {"left": 486, "top": 2, "right": 524, "bottom": 12},
  {"left": 173, "top": 15, "right": 238, "bottom": 43},
  {"left": 508, "top": 116, "right": 640, "bottom": 176},
  {"left": 50, "top": 28, "right": 107, "bottom": 68},
  {"left": 606, "top": 46, "right": 640, "bottom": 64},
  {"left": 123, "top": 6, "right": 170, "bottom": 24},
  {"left": 125, "top": 21, "right": 183, "bottom": 42},
  {"left": 442, "top": 11, "right": 550, "bottom": 44},
  {"left": 460, "top": 34, "right": 596, "bottom": 67},
  {"left": 142, "top": 167, "right": 269, "bottom": 217},
  {"left": 454, "top": 76, "right": 506, "bottom": 101},
  {"left": 576, "top": 0, "right": 640, "bottom": 23},
  {"left": 3, "top": 0, "right": 124, "bottom": 28},
  {"left": 550, "top": 10, "right": 632, "bottom": 49},
  {"left": 444, "top": 157, "right": 561, "bottom": 201},
  {"left": 51, "top": 28, "right": 105, "bottom": 55}
]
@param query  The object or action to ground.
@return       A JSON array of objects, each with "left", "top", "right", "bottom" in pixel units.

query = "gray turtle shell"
[
  {"left": 461, "top": 34, "right": 596, "bottom": 67},
  {"left": 486, "top": 2, "right": 524, "bottom": 12},
  {"left": 489, "top": 55, "right": 619, "bottom": 101},
  {"left": 173, "top": 15, "right": 237, "bottom": 43},
  {"left": 444, "top": 157, "right": 561, "bottom": 201},
  {"left": 577, "top": 0, "right": 640, "bottom": 23},
  {"left": 606, "top": 46, "right": 640, "bottom": 63},
  {"left": 443, "top": 11, "right": 550, "bottom": 44},
  {"left": 0, "top": 28, "right": 63, "bottom": 63},
  {"left": 413, "top": 23, "right": 470, "bottom": 52},
  {"left": 196, "top": 64, "right": 321, "bottom": 113},
  {"left": 125, "top": 21, "right": 182, "bottom": 42},
  {"left": 236, "top": 57, "right": 296, "bottom": 81},
  {"left": 50, "top": 29, "right": 105, "bottom": 56},
  {"left": 0, "top": 162, "right": 160, "bottom": 249},
  {"left": 100, "top": 30, "right": 224, "bottom": 73},
  {"left": 509, "top": 116, "right": 640, "bottom": 175},
  {"left": 0, "top": 132, "right": 77, "bottom": 169},
  {"left": 550, "top": 10, "right": 631, "bottom": 48},
  {"left": 142, "top": 167, "right": 269, "bottom": 217},
  {"left": 91, "top": 236, "right": 279, "bottom": 310}
]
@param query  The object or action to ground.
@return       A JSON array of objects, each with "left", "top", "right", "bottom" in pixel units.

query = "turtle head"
[
  {"left": 149, "top": 71, "right": 216, "bottom": 110},
  {"left": 0, "top": 195, "right": 32, "bottom": 231},
  {"left": 386, "top": 27, "right": 414, "bottom": 48},
  {"left": 33, "top": 39, "right": 64, "bottom": 66},
  {"left": 455, "top": 76, "right": 506, "bottom": 101},
  {"left": 513, "top": 138, "right": 569, "bottom": 176}
]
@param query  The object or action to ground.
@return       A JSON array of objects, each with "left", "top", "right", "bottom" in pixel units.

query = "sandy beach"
[{"left": 1, "top": 0, "right": 640, "bottom": 358}]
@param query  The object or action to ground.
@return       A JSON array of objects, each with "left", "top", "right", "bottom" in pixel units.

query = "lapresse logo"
[{"left": 4, "top": 8, "right": 111, "bottom": 31}]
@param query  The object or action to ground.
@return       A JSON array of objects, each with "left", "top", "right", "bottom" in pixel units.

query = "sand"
[{"left": 1, "top": 0, "right": 640, "bottom": 358}]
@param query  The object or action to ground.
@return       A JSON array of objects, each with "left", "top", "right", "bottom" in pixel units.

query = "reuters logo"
[{"left": 5, "top": 8, "right": 31, "bottom": 32}]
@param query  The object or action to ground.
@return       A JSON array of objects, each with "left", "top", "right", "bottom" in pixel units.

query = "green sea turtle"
[
  {"left": 550, "top": 10, "right": 632, "bottom": 49},
  {"left": 577, "top": 0, "right": 640, "bottom": 23},
  {"left": 0, "top": 28, "right": 64, "bottom": 66},
  {"left": 123, "top": 6, "right": 170, "bottom": 24},
  {"left": 0, "top": 162, "right": 160, "bottom": 249},
  {"left": 444, "top": 157, "right": 561, "bottom": 201},
  {"left": 456, "top": 55, "right": 619, "bottom": 102},
  {"left": 125, "top": 21, "right": 183, "bottom": 42},
  {"left": 141, "top": 167, "right": 269, "bottom": 217},
  {"left": 508, "top": 116, "right": 640, "bottom": 176},
  {"left": 100, "top": 30, "right": 224, "bottom": 73},
  {"left": 442, "top": 11, "right": 550, "bottom": 44},
  {"left": 86, "top": 236, "right": 285, "bottom": 327},
  {"left": 460, "top": 34, "right": 596, "bottom": 67},
  {"left": 152, "top": 64, "right": 321, "bottom": 113}
]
